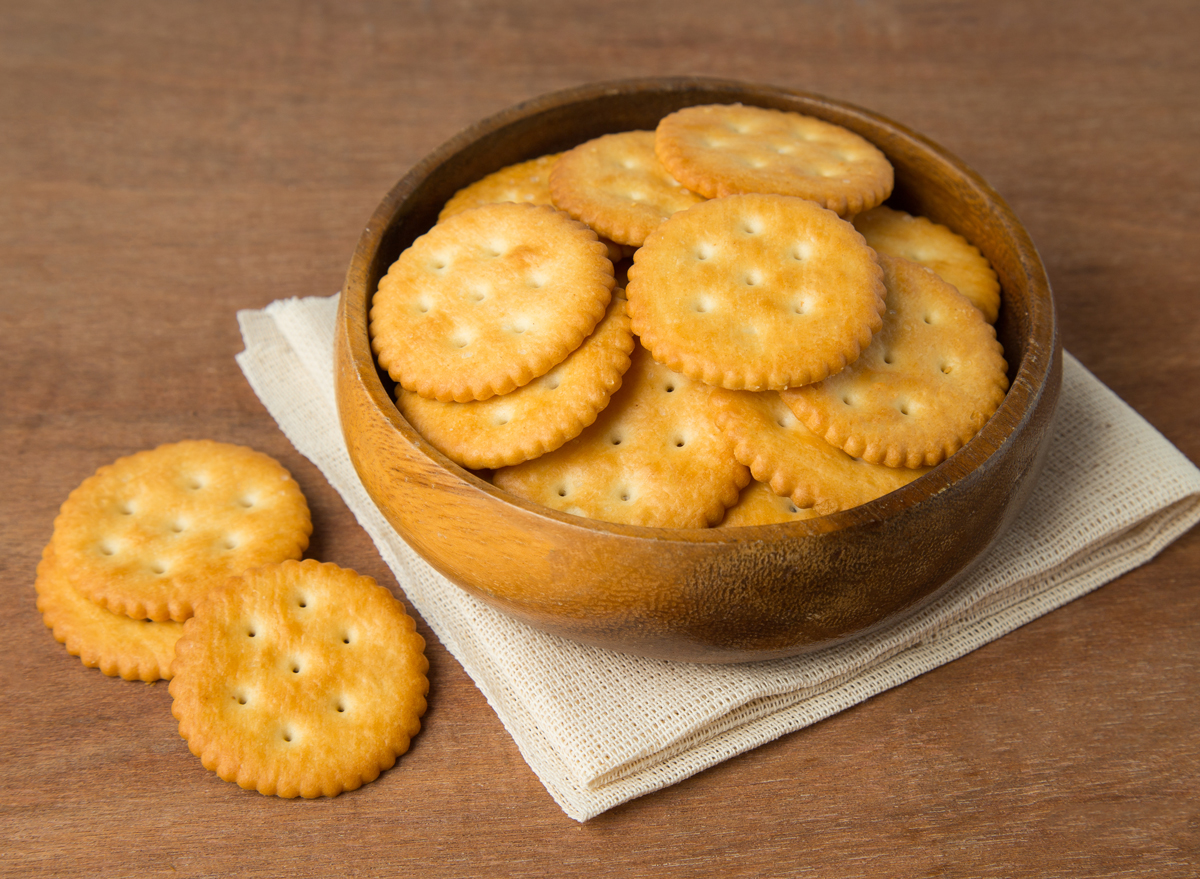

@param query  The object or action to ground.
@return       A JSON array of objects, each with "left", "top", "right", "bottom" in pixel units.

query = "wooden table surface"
[{"left": 4, "top": 2, "right": 1198, "bottom": 876}]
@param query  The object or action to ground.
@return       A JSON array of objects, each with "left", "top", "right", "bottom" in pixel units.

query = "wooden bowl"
[{"left": 335, "top": 77, "right": 1061, "bottom": 663}]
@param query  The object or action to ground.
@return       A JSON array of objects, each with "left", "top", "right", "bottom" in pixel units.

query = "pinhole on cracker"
[
  {"left": 549, "top": 130, "right": 706, "bottom": 247},
  {"left": 492, "top": 343, "right": 750, "bottom": 528},
  {"left": 396, "top": 296, "right": 634, "bottom": 469},
  {"left": 711, "top": 387, "right": 929, "bottom": 516},
  {"left": 49, "top": 440, "right": 312, "bottom": 623},
  {"left": 370, "top": 202, "right": 615, "bottom": 403},
  {"left": 438, "top": 153, "right": 561, "bottom": 221},
  {"left": 369, "top": 109, "right": 1013, "bottom": 530},
  {"left": 35, "top": 543, "right": 184, "bottom": 681},
  {"left": 718, "top": 480, "right": 826, "bottom": 527},
  {"left": 168, "top": 559, "right": 429, "bottom": 799},
  {"left": 781, "top": 254, "right": 1009, "bottom": 468},
  {"left": 853, "top": 205, "right": 1001, "bottom": 323},
  {"left": 654, "top": 103, "right": 894, "bottom": 216},
  {"left": 626, "top": 193, "right": 886, "bottom": 392}
]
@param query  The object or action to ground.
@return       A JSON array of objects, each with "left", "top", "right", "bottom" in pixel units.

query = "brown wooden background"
[{"left": 3, "top": 2, "right": 1198, "bottom": 876}]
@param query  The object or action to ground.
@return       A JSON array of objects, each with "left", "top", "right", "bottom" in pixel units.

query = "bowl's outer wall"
[{"left": 336, "top": 78, "right": 1061, "bottom": 663}]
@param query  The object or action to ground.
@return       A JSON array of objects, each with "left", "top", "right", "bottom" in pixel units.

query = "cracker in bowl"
[
  {"left": 437, "top": 153, "right": 560, "bottom": 221},
  {"left": 493, "top": 343, "right": 750, "bottom": 528},
  {"left": 711, "top": 387, "right": 929, "bottom": 515},
  {"left": 397, "top": 296, "right": 634, "bottom": 469},
  {"left": 370, "top": 202, "right": 615, "bottom": 403},
  {"left": 853, "top": 205, "right": 1001, "bottom": 323},
  {"left": 717, "top": 480, "right": 825, "bottom": 527},
  {"left": 627, "top": 193, "right": 886, "bottom": 391},
  {"left": 782, "top": 254, "right": 1009, "bottom": 468},
  {"left": 654, "top": 103, "right": 894, "bottom": 216},
  {"left": 549, "top": 130, "right": 705, "bottom": 247}
]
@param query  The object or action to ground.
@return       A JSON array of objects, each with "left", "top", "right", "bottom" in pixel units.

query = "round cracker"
[
  {"left": 437, "top": 153, "right": 560, "bottom": 221},
  {"left": 492, "top": 343, "right": 750, "bottom": 528},
  {"left": 853, "top": 205, "right": 1001, "bottom": 323},
  {"left": 50, "top": 440, "right": 312, "bottom": 622},
  {"left": 781, "top": 254, "right": 1009, "bottom": 468},
  {"left": 549, "top": 130, "right": 706, "bottom": 247},
  {"left": 627, "top": 193, "right": 886, "bottom": 391},
  {"left": 718, "top": 480, "right": 825, "bottom": 527},
  {"left": 397, "top": 296, "right": 634, "bottom": 470},
  {"left": 168, "top": 560, "right": 429, "bottom": 799},
  {"left": 35, "top": 543, "right": 184, "bottom": 681},
  {"left": 655, "top": 103, "right": 894, "bottom": 216},
  {"left": 712, "top": 388, "right": 929, "bottom": 516},
  {"left": 370, "top": 202, "right": 615, "bottom": 403}
]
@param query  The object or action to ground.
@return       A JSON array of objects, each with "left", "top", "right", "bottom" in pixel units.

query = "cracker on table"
[
  {"left": 169, "top": 560, "right": 429, "bottom": 799},
  {"left": 492, "top": 343, "right": 750, "bottom": 528},
  {"left": 717, "top": 480, "right": 825, "bottom": 527},
  {"left": 370, "top": 202, "right": 615, "bottom": 403},
  {"left": 853, "top": 205, "right": 1001, "bottom": 323},
  {"left": 50, "top": 440, "right": 312, "bottom": 622},
  {"left": 712, "top": 387, "right": 928, "bottom": 516},
  {"left": 35, "top": 543, "right": 184, "bottom": 681},
  {"left": 397, "top": 296, "right": 634, "bottom": 470},
  {"left": 655, "top": 103, "right": 894, "bottom": 216},
  {"left": 549, "top": 130, "right": 705, "bottom": 247},
  {"left": 782, "top": 254, "right": 1009, "bottom": 468},
  {"left": 627, "top": 193, "right": 886, "bottom": 391},
  {"left": 438, "top": 153, "right": 560, "bottom": 221}
]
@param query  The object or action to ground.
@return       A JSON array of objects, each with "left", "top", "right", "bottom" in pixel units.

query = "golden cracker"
[
  {"left": 370, "top": 202, "right": 615, "bottom": 402},
  {"left": 168, "top": 560, "right": 429, "bottom": 799},
  {"left": 655, "top": 103, "right": 894, "bottom": 216},
  {"left": 549, "top": 130, "right": 705, "bottom": 247},
  {"left": 436, "top": 151, "right": 635, "bottom": 264},
  {"left": 51, "top": 440, "right": 312, "bottom": 622},
  {"left": 397, "top": 297, "right": 634, "bottom": 470},
  {"left": 718, "top": 480, "right": 825, "bottom": 527},
  {"left": 492, "top": 343, "right": 750, "bottom": 528},
  {"left": 35, "top": 544, "right": 184, "bottom": 681},
  {"left": 782, "top": 254, "right": 1009, "bottom": 468},
  {"left": 438, "top": 153, "right": 560, "bottom": 221},
  {"left": 627, "top": 193, "right": 886, "bottom": 391},
  {"left": 853, "top": 205, "right": 1001, "bottom": 323},
  {"left": 712, "top": 388, "right": 928, "bottom": 515}
]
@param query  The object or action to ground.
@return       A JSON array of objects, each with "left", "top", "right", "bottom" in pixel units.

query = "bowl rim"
[{"left": 340, "top": 75, "right": 1058, "bottom": 545}]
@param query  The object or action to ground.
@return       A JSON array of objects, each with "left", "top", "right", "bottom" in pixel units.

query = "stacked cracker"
[
  {"left": 38, "top": 440, "right": 314, "bottom": 680},
  {"left": 37, "top": 440, "right": 429, "bottom": 798},
  {"left": 370, "top": 103, "right": 1007, "bottom": 529}
]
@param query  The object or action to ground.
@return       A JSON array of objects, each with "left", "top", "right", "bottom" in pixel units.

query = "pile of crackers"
[
  {"left": 37, "top": 440, "right": 429, "bottom": 798},
  {"left": 372, "top": 102, "right": 1009, "bottom": 529}
]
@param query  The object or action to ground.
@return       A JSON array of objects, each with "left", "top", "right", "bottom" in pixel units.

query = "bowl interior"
[
  {"left": 357, "top": 79, "right": 1045, "bottom": 418},
  {"left": 337, "top": 77, "right": 1060, "bottom": 661}
]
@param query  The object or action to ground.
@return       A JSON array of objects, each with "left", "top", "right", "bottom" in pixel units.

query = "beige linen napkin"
[{"left": 236, "top": 294, "right": 1200, "bottom": 822}]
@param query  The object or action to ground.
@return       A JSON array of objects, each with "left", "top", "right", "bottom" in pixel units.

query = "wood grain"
[{"left": 2, "top": 2, "right": 1197, "bottom": 876}]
